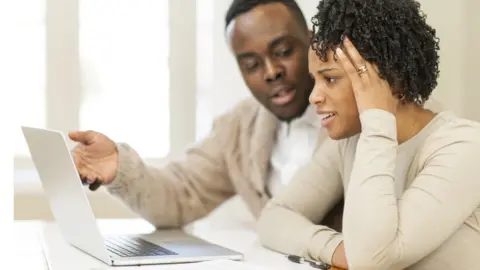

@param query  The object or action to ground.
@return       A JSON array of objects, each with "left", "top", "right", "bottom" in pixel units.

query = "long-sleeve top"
[
  {"left": 258, "top": 109, "right": 480, "bottom": 270},
  {"left": 104, "top": 98, "right": 342, "bottom": 230}
]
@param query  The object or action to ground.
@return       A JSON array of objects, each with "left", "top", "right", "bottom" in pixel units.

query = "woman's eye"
[{"left": 325, "top": 77, "right": 337, "bottom": 84}]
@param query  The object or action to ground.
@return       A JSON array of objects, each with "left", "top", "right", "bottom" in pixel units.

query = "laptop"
[{"left": 21, "top": 126, "right": 244, "bottom": 267}]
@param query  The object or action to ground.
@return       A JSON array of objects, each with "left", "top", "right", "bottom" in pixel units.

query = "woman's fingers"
[
  {"left": 335, "top": 47, "right": 365, "bottom": 91},
  {"left": 341, "top": 36, "right": 368, "bottom": 71}
]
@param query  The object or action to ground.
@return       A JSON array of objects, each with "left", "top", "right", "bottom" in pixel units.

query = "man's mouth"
[{"left": 271, "top": 88, "right": 296, "bottom": 106}]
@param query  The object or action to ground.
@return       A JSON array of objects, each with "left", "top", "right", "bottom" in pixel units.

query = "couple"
[{"left": 69, "top": 0, "right": 480, "bottom": 269}]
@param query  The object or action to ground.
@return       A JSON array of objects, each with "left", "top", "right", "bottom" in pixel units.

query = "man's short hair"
[{"left": 225, "top": 0, "right": 308, "bottom": 30}]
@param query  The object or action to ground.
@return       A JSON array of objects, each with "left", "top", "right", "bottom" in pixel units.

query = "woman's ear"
[
  {"left": 391, "top": 89, "right": 407, "bottom": 105},
  {"left": 308, "top": 30, "right": 314, "bottom": 39},
  {"left": 390, "top": 78, "right": 407, "bottom": 102}
]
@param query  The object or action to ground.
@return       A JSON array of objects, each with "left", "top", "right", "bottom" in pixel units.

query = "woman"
[{"left": 257, "top": 0, "right": 480, "bottom": 269}]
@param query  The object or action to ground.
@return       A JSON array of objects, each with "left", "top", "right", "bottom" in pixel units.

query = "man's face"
[{"left": 227, "top": 3, "right": 313, "bottom": 122}]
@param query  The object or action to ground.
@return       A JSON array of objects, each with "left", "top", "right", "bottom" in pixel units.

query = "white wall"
[
  {"left": 463, "top": 0, "right": 480, "bottom": 122},
  {"left": 14, "top": 0, "right": 198, "bottom": 220},
  {"left": 197, "top": 0, "right": 480, "bottom": 131},
  {"left": 196, "top": 0, "right": 249, "bottom": 140},
  {"left": 16, "top": 0, "right": 480, "bottom": 220},
  {"left": 418, "top": 0, "right": 478, "bottom": 120}
]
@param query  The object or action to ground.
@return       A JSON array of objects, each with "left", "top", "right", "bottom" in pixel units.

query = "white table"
[{"left": 13, "top": 216, "right": 335, "bottom": 270}]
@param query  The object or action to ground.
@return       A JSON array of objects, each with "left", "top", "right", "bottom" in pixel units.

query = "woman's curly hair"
[{"left": 310, "top": 0, "right": 440, "bottom": 105}]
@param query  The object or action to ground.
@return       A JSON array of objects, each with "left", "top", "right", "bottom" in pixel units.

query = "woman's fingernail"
[
  {"left": 344, "top": 35, "right": 349, "bottom": 41},
  {"left": 336, "top": 47, "right": 343, "bottom": 55}
]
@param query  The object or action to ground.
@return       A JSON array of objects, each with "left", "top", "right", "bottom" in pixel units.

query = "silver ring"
[{"left": 357, "top": 65, "right": 368, "bottom": 75}]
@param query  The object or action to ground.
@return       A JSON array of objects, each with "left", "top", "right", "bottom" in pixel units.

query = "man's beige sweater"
[{"left": 104, "top": 98, "right": 343, "bottom": 229}]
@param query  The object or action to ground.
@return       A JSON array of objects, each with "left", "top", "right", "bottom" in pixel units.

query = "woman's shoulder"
[
  {"left": 429, "top": 111, "right": 480, "bottom": 139},
  {"left": 419, "top": 111, "right": 480, "bottom": 157}
]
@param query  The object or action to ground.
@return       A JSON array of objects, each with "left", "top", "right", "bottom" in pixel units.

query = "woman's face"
[{"left": 308, "top": 47, "right": 362, "bottom": 140}]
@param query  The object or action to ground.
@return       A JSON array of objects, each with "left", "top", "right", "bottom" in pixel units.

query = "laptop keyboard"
[{"left": 104, "top": 236, "right": 177, "bottom": 257}]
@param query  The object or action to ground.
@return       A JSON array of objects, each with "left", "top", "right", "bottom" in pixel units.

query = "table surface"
[{"left": 14, "top": 218, "right": 342, "bottom": 270}]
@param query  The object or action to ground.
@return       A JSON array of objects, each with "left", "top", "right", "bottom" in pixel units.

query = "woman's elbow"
[
  {"left": 346, "top": 249, "right": 395, "bottom": 270},
  {"left": 343, "top": 226, "right": 400, "bottom": 269},
  {"left": 347, "top": 259, "right": 392, "bottom": 270}
]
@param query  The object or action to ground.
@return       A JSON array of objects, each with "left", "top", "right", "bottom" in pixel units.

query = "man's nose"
[{"left": 264, "top": 60, "right": 284, "bottom": 83}]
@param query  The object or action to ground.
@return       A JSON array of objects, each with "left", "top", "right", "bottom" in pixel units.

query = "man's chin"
[
  {"left": 270, "top": 103, "right": 308, "bottom": 122},
  {"left": 273, "top": 111, "right": 302, "bottom": 122}
]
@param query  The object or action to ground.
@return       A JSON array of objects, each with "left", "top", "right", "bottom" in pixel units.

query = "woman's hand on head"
[{"left": 335, "top": 36, "right": 398, "bottom": 116}]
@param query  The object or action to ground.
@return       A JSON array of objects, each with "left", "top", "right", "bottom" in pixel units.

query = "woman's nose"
[{"left": 309, "top": 85, "right": 326, "bottom": 105}]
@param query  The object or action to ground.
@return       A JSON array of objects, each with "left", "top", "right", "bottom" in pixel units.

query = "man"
[{"left": 69, "top": 0, "right": 342, "bottom": 228}]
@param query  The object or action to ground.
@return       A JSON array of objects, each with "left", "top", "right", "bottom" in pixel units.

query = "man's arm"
[
  {"left": 258, "top": 139, "right": 344, "bottom": 265},
  {"left": 104, "top": 110, "right": 240, "bottom": 229}
]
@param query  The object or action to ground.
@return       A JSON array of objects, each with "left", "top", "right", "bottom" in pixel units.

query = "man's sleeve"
[{"left": 105, "top": 109, "right": 240, "bottom": 228}]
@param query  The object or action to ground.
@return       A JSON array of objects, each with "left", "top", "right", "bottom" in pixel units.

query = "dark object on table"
[
  {"left": 287, "top": 254, "right": 331, "bottom": 269},
  {"left": 81, "top": 177, "right": 102, "bottom": 191}
]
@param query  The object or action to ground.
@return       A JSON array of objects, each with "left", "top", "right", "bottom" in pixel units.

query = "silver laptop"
[{"left": 21, "top": 126, "right": 243, "bottom": 267}]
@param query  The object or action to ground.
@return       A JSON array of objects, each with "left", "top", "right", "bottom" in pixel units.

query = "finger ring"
[{"left": 357, "top": 65, "right": 368, "bottom": 75}]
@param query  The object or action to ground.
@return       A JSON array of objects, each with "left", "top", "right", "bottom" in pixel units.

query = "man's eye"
[
  {"left": 275, "top": 48, "right": 292, "bottom": 57},
  {"left": 244, "top": 61, "right": 258, "bottom": 71}
]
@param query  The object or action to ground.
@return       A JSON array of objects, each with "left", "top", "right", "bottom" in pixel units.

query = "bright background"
[{"left": 8, "top": 0, "right": 480, "bottom": 220}]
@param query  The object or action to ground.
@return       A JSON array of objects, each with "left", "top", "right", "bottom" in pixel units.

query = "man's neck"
[{"left": 278, "top": 104, "right": 319, "bottom": 136}]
